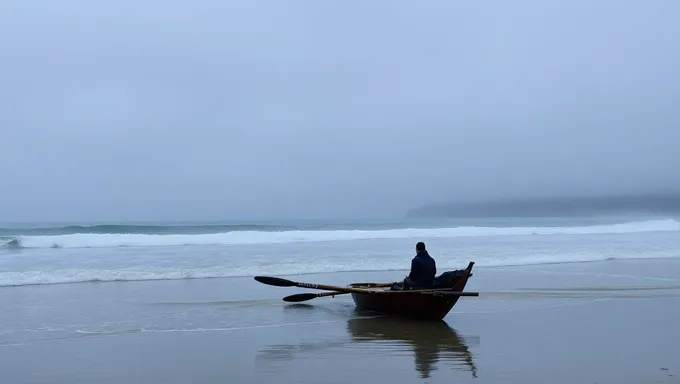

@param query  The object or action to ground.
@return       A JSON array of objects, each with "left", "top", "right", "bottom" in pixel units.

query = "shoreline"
[{"left": 2, "top": 255, "right": 680, "bottom": 290}]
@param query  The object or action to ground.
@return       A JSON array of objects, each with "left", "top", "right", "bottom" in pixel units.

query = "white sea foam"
[
  {"left": 2, "top": 245, "right": 679, "bottom": 287},
  {"left": 2, "top": 219, "right": 678, "bottom": 287},
  {"left": 4, "top": 219, "right": 679, "bottom": 249}
]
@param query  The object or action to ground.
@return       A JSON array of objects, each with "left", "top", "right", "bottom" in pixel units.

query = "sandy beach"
[{"left": 0, "top": 258, "right": 678, "bottom": 383}]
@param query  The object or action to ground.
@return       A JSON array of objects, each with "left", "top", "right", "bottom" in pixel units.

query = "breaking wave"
[
  {"left": 2, "top": 247, "right": 680, "bottom": 287},
  {"left": 0, "top": 223, "right": 293, "bottom": 236},
  {"left": 1, "top": 219, "right": 678, "bottom": 250}
]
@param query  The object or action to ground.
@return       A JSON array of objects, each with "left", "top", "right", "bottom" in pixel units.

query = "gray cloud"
[{"left": 1, "top": 0, "right": 679, "bottom": 222}]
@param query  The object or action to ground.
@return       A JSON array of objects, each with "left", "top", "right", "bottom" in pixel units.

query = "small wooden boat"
[
  {"left": 253, "top": 261, "right": 477, "bottom": 321},
  {"left": 348, "top": 262, "right": 476, "bottom": 321}
]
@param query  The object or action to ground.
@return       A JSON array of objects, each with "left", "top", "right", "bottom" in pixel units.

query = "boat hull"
[{"left": 350, "top": 262, "right": 475, "bottom": 321}]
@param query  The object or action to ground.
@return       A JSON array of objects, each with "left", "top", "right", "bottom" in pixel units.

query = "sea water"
[{"left": 1, "top": 215, "right": 679, "bottom": 288}]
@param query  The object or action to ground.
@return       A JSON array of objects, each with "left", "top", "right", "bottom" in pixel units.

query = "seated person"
[{"left": 402, "top": 241, "right": 437, "bottom": 289}]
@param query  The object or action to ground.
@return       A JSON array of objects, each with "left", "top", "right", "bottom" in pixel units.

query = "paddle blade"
[
  {"left": 254, "top": 276, "right": 296, "bottom": 287},
  {"left": 282, "top": 293, "right": 320, "bottom": 302}
]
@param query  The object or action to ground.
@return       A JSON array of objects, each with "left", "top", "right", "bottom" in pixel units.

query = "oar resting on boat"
[
  {"left": 255, "top": 261, "right": 479, "bottom": 320},
  {"left": 254, "top": 275, "right": 477, "bottom": 295},
  {"left": 281, "top": 282, "right": 395, "bottom": 302},
  {"left": 282, "top": 289, "right": 478, "bottom": 303}
]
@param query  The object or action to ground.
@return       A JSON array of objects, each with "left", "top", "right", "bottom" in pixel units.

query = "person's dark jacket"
[{"left": 407, "top": 250, "right": 437, "bottom": 287}]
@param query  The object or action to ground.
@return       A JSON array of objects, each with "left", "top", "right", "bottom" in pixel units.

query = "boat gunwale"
[
  {"left": 345, "top": 285, "right": 465, "bottom": 295},
  {"left": 347, "top": 261, "right": 475, "bottom": 296}
]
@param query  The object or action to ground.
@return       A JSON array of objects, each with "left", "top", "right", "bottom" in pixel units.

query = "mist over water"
[{"left": 2, "top": 1, "right": 680, "bottom": 222}]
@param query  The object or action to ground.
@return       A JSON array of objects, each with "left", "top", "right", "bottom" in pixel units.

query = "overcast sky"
[{"left": 1, "top": 0, "right": 679, "bottom": 222}]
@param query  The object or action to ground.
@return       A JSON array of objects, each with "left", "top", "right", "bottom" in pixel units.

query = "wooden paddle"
[
  {"left": 282, "top": 289, "right": 478, "bottom": 302},
  {"left": 282, "top": 282, "right": 396, "bottom": 302},
  {"left": 254, "top": 275, "right": 404, "bottom": 295},
  {"left": 282, "top": 291, "right": 348, "bottom": 302},
  {"left": 253, "top": 275, "right": 479, "bottom": 297},
  {"left": 428, "top": 291, "right": 479, "bottom": 297}
]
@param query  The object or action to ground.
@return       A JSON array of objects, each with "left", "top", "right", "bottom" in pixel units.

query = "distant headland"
[{"left": 405, "top": 191, "right": 680, "bottom": 218}]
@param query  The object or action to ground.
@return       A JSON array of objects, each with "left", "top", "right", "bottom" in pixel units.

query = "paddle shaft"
[
  {"left": 284, "top": 289, "right": 478, "bottom": 303},
  {"left": 254, "top": 274, "right": 479, "bottom": 296},
  {"left": 293, "top": 282, "right": 478, "bottom": 296},
  {"left": 428, "top": 291, "right": 479, "bottom": 297},
  {"left": 282, "top": 283, "right": 394, "bottom": 302},
  {"left": 253, "top": 277, "right": 390, "bottom": 295},
  {"left": 285, "top": 284, "right": 394, "bottom": 300}
]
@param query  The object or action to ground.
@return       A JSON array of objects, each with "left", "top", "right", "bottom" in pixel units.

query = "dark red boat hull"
[{"left": 350, "top": 262, "right": 475, "bottom": 321}]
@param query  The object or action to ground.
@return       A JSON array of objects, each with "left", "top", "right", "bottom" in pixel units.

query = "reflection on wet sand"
[
  {"left": 255, "top": 305, "right": 478, "bottom": 379},
  {"left": 255, "top": 304, "right": 360, "bottom": 365},
  {"left": 346, "top": 310, "right": 478, "bottom": 379}
]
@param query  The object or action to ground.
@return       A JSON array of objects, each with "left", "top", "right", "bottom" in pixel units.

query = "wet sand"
[{"left": 1, "top": 258, "right": 680, "bottom": 383}]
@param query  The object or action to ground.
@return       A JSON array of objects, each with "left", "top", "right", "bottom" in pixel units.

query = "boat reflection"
[{"left": 347, "top": 311, "right": 478, "bottom": 379}]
